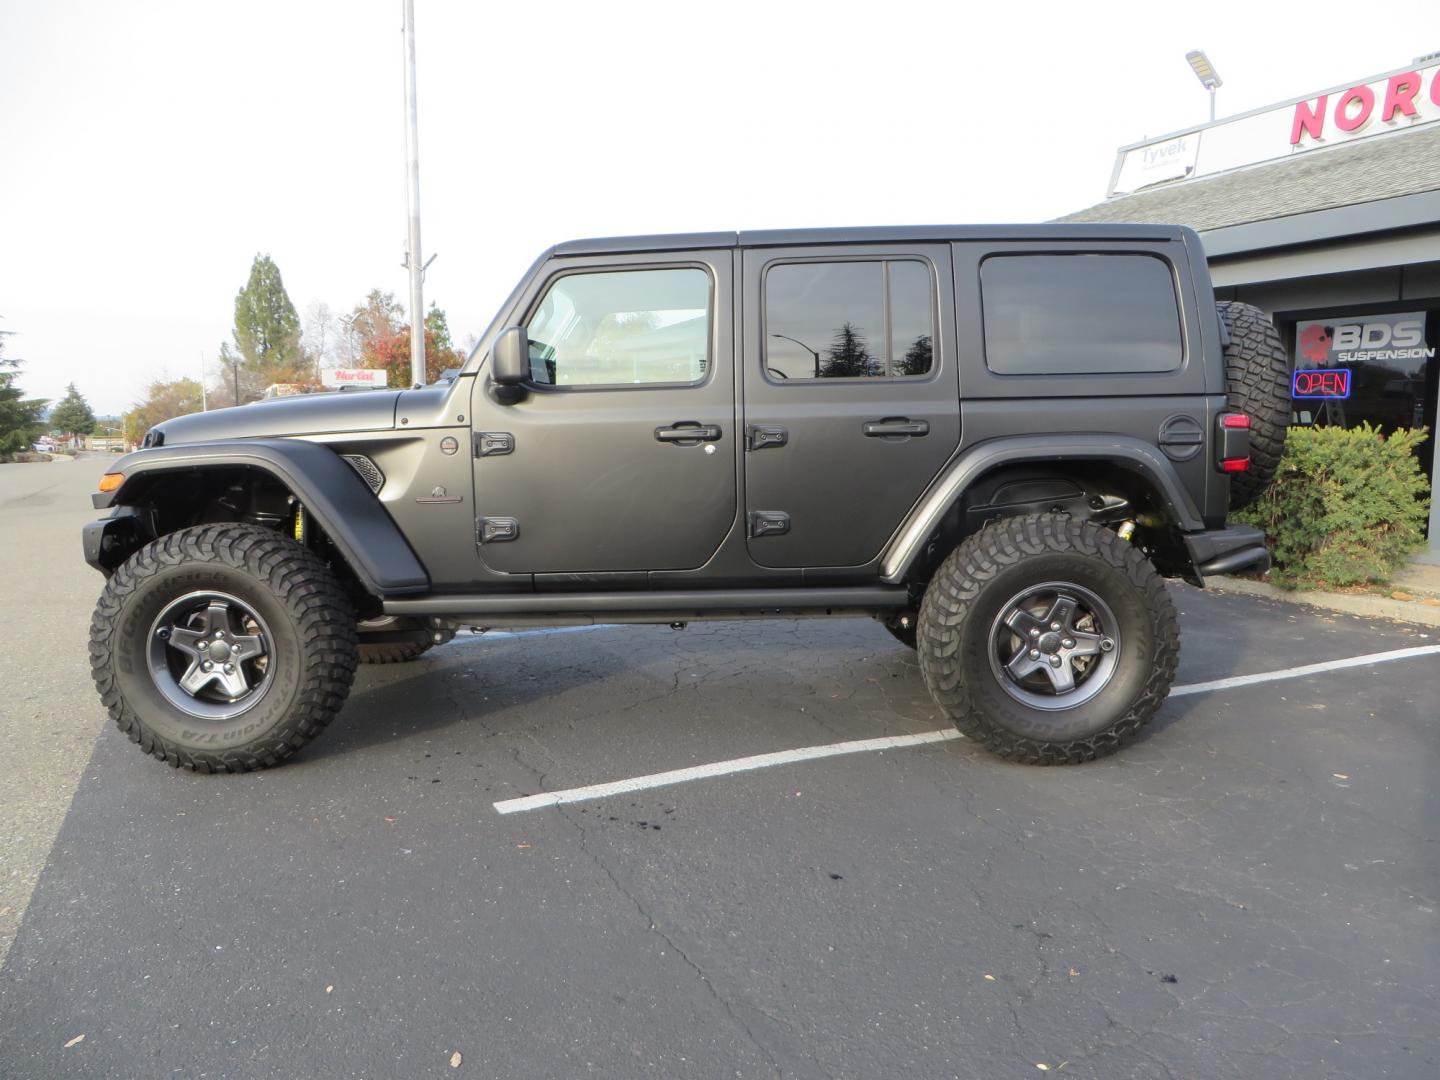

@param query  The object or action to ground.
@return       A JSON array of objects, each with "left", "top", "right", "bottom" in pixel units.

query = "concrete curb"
[{"left": 1209, "top": 575, "right": 1440, "bottom": 628}]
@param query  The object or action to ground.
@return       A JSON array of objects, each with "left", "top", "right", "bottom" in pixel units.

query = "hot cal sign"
[{"left": 1290, "top": 65, "right": 1440, "bottom": 146}]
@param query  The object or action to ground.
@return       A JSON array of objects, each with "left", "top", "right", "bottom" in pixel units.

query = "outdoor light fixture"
[{"left": 1186, "top": 50, "right": 1222, "bottom": 122}]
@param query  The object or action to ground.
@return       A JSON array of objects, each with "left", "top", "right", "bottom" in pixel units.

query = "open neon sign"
[{"left": 1292, "top": 368, "right": 1351, "bottom": 400}]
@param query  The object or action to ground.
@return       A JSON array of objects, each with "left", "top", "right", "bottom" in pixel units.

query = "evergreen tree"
[
  {"left": 896, "top": 334, "right": 933, "bottom": 376},
  {"left": 231, "top": 254, "right": 309, "bottom": 395},
  {"left": 0, "top": 333, "right": 48, "bottom": 456},
  {"left": 50, "top": 382, "right": 97, "bottom": 437},
  {"left": 823, "top": 322, "right": 873, "bottom": 378}
]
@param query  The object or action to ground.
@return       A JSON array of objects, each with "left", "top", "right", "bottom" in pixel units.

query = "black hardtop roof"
[{"left": 551, "top": 223, "right": 1193, "bottom": 256}]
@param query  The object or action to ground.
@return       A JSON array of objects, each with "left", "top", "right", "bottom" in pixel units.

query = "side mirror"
[{"left": 491, "top": 326, "right": 529, "bottom": 386}]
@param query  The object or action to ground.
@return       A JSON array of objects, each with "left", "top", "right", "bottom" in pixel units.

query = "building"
[{"left": 1065, "top": 55, "right": 1440, "bottom": 562}]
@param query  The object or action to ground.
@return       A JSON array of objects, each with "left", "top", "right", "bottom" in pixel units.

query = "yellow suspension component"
[
  {"left": 294, "top": 503, "right": 306, "bottom": 543},
  {"left": 1116, "top": 520, "right": 1137, "bottom": 542}
]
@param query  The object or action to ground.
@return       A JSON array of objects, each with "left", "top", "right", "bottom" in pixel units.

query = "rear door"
[{"left": 740, "top": 245, "right": 959, "bottom": 568}]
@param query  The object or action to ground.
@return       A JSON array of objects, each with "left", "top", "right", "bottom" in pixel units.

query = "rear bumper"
[{"left": 1182, "top": 524, "right": 1270, "bottom": 583}]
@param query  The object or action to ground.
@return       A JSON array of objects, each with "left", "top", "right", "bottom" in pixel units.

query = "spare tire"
[{"left": 1216, "top": 301, "right": 1289, "bottom": 511}]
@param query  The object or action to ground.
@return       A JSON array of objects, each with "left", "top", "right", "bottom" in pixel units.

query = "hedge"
[{"left": 1233, "top": 423, "right": 1430, "bottom": 589}]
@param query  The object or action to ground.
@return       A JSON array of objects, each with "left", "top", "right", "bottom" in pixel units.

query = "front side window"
[
  {"left": 525, "top": 267, "right": 711, "bottom": 387},
  {"left": 763, "top": 260, "right": 935, "bottom": 380}
]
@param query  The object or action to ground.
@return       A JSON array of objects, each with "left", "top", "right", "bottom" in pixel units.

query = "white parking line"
[
  {"left": 491, "top": 643, "right": 1440, "bottom": 815},
  {"left": 1168, "top": 644, "right": 1440, "bottom": 697},
  {"left": 493, "top": 730, "right": 962, "bottom": 814}
]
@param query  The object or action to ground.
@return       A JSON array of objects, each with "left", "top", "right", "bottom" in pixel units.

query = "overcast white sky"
[{"left": 0, "top": 0, "right": 1424, "bottom": 415}]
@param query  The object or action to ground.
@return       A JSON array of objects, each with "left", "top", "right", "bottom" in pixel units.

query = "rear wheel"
[
  {"left": 917, "top": 514, "right": 1179, "bottom": 764},
  {"left": 89, "top": 523, "right": 359, "bottom": 771}
]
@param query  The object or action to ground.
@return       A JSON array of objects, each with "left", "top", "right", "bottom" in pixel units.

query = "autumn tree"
[
  {"left": 346, "top": 291, "right": 464, "bottom": 387},
  {"left": 50, "top": 382, "right": 97, "bottom": 438},
  {"left": 0, "top": 332, "right": 48, "bottom": 456},
  {"left": 126, "top": 377, "right": 204, "bottom": 445}
]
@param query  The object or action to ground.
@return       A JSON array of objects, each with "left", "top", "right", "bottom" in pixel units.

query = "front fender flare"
[
  {"left": 94, "top": 439, "right": 429, "bottom": 597},
  {"left": 879, "top": 434, "right": 1207, "bottom": 584}
]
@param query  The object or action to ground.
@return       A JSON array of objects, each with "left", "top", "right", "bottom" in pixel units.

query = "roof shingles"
[{"left": 1062, "top": 125, "right": 1440, "bottom": 230}]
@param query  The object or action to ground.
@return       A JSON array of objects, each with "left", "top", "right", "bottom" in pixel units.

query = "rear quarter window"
[{"left": 980, "top": 253, "right": 1183, "bottom": 375}]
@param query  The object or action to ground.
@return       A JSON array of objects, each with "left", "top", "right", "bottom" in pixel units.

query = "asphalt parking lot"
[{"left": 2, "top": 460, "right": 1438, "bottom": 1079}]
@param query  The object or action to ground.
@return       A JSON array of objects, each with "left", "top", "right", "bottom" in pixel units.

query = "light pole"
[
  {"left": 401, "top": 0, "right": 427, "bottom": 389},
  {"left": 770, "top": 333, "right": 821, "bottom": 378},
  {"left": 1186, "top": 50, "right": 1222, "bottom": 123}
]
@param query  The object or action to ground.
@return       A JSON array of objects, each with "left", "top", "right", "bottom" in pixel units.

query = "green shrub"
[{"left": 1233, "top": 423, "right": 1430, "bottom": 589}]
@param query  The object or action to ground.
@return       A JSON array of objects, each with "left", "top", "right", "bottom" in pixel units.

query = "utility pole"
[
  {"left": 401, "top": 0, "right": 426, "bottom": 388},
  {"left": 200, "top": 350, "right": 208, "bottom": 411}
]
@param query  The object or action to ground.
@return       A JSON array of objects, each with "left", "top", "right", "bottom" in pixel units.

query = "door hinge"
[
  {"left": 475, "top": 431, "right": 514, "bottom": 457},
  {"left": 746, "top": 425, "right": 788, "bottom": 451},
  {"left": 478, "top": 517, "right": 519, "bottom": 543},
  {"left": 748, "top": 511, "right": 790, "bottom": 538}
]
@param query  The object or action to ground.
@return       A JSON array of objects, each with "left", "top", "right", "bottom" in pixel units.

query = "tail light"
[{"left": 1217, "top": 412, "right": 1250, "bottom": 473}]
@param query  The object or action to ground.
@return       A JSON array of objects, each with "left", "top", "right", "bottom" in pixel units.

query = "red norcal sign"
[{"left": 1291, "top": 69, "right": 1440, "bottom": 144}]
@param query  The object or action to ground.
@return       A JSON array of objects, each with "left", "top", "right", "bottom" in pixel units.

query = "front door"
[
  {"left": 470, "top": 253, "right": 736, "bottom": 574},
  {"left": 740, "top": 246, "right": 959, "bottom": 568}
]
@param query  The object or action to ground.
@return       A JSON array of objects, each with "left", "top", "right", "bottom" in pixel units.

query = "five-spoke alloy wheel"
[
  {"left": 918, "top": 514, "right": 1180, "bottom": 764},
  {"left": 91, "top": 523, "right": 359, "bottom": 771}
]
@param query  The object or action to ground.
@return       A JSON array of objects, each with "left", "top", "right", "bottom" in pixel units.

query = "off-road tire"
[
  {"left": 1216, "top": 300, "right": 1289, "bottom": 511},
  {"left": 359, "top": 640, "right": 433, "bottom": 664},
  {"left": 917, "top": 514, "right": 1179, "bottom": 765},
  {"left": 89, "top": 523, "right": 359, "bottom": 771},
  {"left": 356, "top": 618, "right": 453, "bottom": 664}
]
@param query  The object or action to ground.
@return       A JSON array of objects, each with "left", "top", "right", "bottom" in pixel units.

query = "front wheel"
[
  {"left": 917, "top": 514, "right": 1179, "bottom": 764},
  {"left": 89, "top": 523, "right": 359, "bottom": 771}
]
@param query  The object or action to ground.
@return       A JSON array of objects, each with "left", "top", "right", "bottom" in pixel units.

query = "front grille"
[{"left": 341, "top": 454, "right": 385, "bottom": 493}]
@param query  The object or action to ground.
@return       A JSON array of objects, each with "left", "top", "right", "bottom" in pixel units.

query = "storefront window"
[{"left": 1290, "top": 309, "right": 1438, "bottom": 482}]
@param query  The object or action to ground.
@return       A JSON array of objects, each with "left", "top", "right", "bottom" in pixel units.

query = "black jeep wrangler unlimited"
[{"left": 84, "top": 225, "right": 1287, "bottom": 771}]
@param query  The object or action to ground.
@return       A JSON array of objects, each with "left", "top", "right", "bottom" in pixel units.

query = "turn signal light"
[
  {"left": 1220, "top": 457, "right": 1251, "bottom": 473},
  {"left": 98, "top": 473, "right": 124, "bottom": 493}
]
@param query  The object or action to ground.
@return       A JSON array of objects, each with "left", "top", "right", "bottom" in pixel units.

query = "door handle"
[
  {"left": 655, "top": 423, "right": 722, "bottom": 443},
  {"left": 863, "top": 418, "right": 929, "bottom": 438}
]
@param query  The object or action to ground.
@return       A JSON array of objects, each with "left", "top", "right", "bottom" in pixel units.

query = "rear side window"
[
  {"left": 980, "top": 254, "right": 1182, "bottom": 375},
  {"left": 763, "top": 259, "right": 935, "bottom": 380}
]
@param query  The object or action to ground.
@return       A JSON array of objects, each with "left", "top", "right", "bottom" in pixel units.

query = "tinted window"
[
  {"left": 525, "top": 268, "right": 710, "bottom": 386},
  {"left": 764, "top": 260, "right": 935, "bottom": 379},
  {"left": 980, "top": 254, "right": 1182, "bottom": 375}
]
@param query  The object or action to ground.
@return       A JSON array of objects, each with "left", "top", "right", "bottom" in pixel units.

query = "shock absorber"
[{"left": 293, "top": 502, "right": 306, "bottom": 544}]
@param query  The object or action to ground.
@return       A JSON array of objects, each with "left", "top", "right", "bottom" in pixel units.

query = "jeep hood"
[{"left": 147, "top": 390, "right": 402, "bottom": 445}]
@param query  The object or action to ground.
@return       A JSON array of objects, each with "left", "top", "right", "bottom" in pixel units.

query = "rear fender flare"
[
  {"left": 879, "top": 434, "right": 1206, "bottom": 583},
  {"left": 95, "top": 439, "right": 429, "bottom": 597}
]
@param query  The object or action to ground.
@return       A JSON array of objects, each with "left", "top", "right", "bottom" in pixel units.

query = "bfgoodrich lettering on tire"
[
  {"left": 89, "top": 523, "right": 359, "bottom": 771},
  {"left": 917, "top": 514, "right": 1179, "bottom": 764}
]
